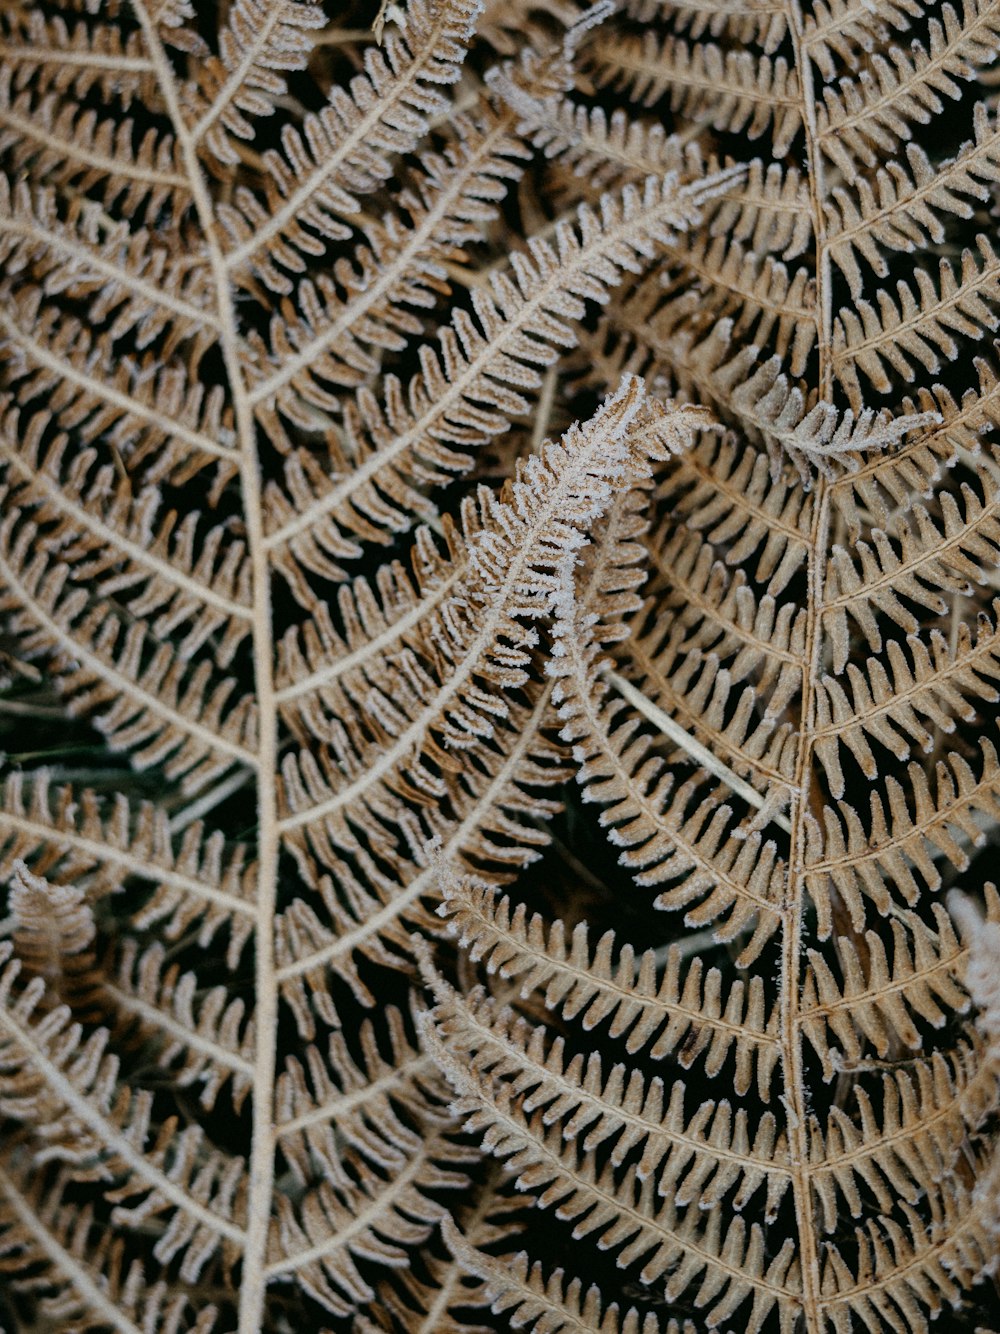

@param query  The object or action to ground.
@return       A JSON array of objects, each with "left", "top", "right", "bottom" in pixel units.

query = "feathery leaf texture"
[{"left": 0, "top": 1, "right": 999, "bottom": 1333}]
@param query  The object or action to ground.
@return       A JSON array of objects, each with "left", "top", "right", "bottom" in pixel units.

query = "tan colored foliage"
[{"left": 0, "top": 1, "right": 998, "bottom": 1331}]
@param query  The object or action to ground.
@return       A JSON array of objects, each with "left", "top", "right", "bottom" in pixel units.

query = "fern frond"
[
  {"left": 441, "top": 1213, "right": 681, "bottom": 1334},
  {"left": 417, "top": 1005, "right": 800, "bottom": 1334},
  {"left": 272, "top": 391, "right": 707, "bottom": 1030},
  {"left": 655, "top": 427, "right": 814, "bottom": 593},
  {"left": 825, "top": 103, "right": 1000, "bottom": 299},
  {"left": 3, "top": 0, "right": 1000, "bottom": 1326},
  {"left": 262, "top": 173, "right": 735, "bottom": 580},
  {"left": 0, "top": 946, "right": 247, "bottom": 1278},
  {"left": 664, "top": 233, "right": 816, "bottom": 376},
  {"left": 800, "top": 904, "right": 978, "bottom": 1078},
  {"left": 810, "top": 1046, "right": 994, "bottom": 1233},
  {"left": 833, "top": 237, "right": 1000, "bottom": 407},
  {"left": 274, "top": 1005, "right": 448, "bottom": 1190},
  {"left": 492, "top": 85, "right": 692, "bottom": 189},
  {"left": 828, "top": 375, "right": 1000, "bottom": 540},
  {"left": 247, "top": 100, "right": 531, "bottom": 416},
  {"left": 550, "top": 510, "right": 787, "bottom": 965},
  {"left": 0, "top": 298, "right": 238, "bottom": 487},
  {"left": 220, "top": 0, "right": 483, "bottom": 291},
  {"left": 276, "top": 380, "right": 688, "bottom": 834},
  {"left": 0, "top": 181, "right": 217, "bottom": 349},
  {"left": 590, "top": 35, "right": 803, "bottom": 156},
  {"left": 817, "top": 1174, "right": 995, "bottom": 1334},
  {"left": 0, "top": 516, "right": 257, "bottom": 791},
  {"left": 811, "top": 618, "right": 1000, "bottom": 802},
  {"left": 622, "top": 617, "right": 797, "bottom": 795},
  {"left": 266, "top": 1131, "right": 469, "bottom": 1318},
  {"left": 186, "top": 0, "right": 326, "bottom": 167},
  {"left": 815, "top": 0, "right": 1000, "bottom": 181},
  {"left": 274, "top": 685, "right": 565, "bottom": 1033},
  {"left": 802, "top": 0, "right": 924, "bottom": 79},
  {"left": 109, "top": 939, "right": 255, "bottom": 1113},
  {"left": 725, "top": 356, "right": 941, "bottom": 477},
  {"left": 437, "top": 871, "right": 782, "bottom": 1098},
  {"left": 803, "top": 739, "right": 1000, "bottom": 936},
  {"left": 0, "top": 10, "right": 156, "bottom": 103},
  {"left": 364, "top": 1179, "right": 526, "bottom": 1334},
  {"left": 824, "top": 487, "right": 1000, "bottom": 666},
  {"left": 0, "top": 67, "right": 188, "bottom": 224},
  {"left": 0, "top": 405, "right": 251, "bottom": 666},
  {"left": 420, "top": 956, "right": 792, "bottom": 1218},
  {"left": 272, "top": 380, "right": 698, "bottom": 1025},
  {"left": 704, "top": 157, "right": 813, "bottom": 262},
  {"left": 626, "top": 0, "right": 788, "bottom": 51},
  {"left": 0, "top": 771, "right": 256, "bottom": 964},
  {"left": 0, "top": 1163, "right": 218, "bottom": 1334},
  {"left": 643, "top": 520, "right": 807, "bottom": 718}
]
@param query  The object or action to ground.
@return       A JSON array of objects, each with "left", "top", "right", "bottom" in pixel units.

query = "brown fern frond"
[
  {"left": 437, "top": 870, "right": 781, "bottom": 1098},
  {"left": 825, "top": 104, "right": 1000, "bottom": 299},
  {"left": 219, "top": 0, "right": 486, "bottom": 291},
  {"left": 802, "top": 0, "right": 924, "bottom": 79},
  {"left": 800, "top": 904, "right": 982, "bottom": 1078},
  {"left": 590, "top": 34, "right": 803, "bottom": 157},
  {"left": 441, "top": 1212, "right": 691, "bottom": 1334},
  {"left": 267, "top": 1129, "right": 470, "bottom": 1317},
  {"left": 0, "top": 945, "right": 247, "bottom": 1279},
  {"left": 2, "top": 0, "right": 1000, "bottom": 1328},
  {"left": 417, "top": 1002, "right": 800, "bottom": 1334},
  {"left": 185, "top": 0, "right": 326, "bottom": 169},
  {"left": 804, "top": 741, "right": 1000, "bottom": 934},
  {"left": 262, "top": 173, "right": 736, "bottom": 583},
  {"left": 833, "top": 238, "right": 1000, "bottom": 407},
  {"left": 815, "top": 0, "right": 1000, "bottom": 182},
  {"left": 0, "top": 67, "right": 188, "bottom": 224},
  {"left": 0, "top": 1164, "right": 218, "bottom": 1334}
]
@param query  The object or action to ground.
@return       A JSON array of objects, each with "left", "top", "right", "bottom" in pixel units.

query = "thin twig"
[
  {"left": 604, "top": 669, "right": 793, "bottom": 834},
  {"left": 169, "top": 768, "right": 256, "bottom": 834}
]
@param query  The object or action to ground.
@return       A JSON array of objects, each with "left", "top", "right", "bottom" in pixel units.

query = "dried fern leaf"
[
  {"left": 3, "top": 0, "right": 1000, "bottom": 1329},
  {"left": 185, "top": 0, "right": 327, "bottom": 168},
  {"left": 248, "top": 98, "right": 533, "bottom": 425},
  {"left": 0, "top": 65, "right": 188, "bottom": 224},
  {"left": 267, "top": 1127, "right": 471, "bottom": 1317},
  {"left": 833, "top": 238, "right": 1000, "bottom": 407},
  {"left": 109, "top": 938, "right": 256, "bottom": 1113},
  {"left": 799, "top": 903, "right": 983, "bottom": 1077},
  {"left": 437, "top": 870, "right": 781, "bottom": 1098},
  {"left": 421, "top": 938, "right": 792, "bottom": 1218},
  {"left": 815, "top": 0, "right": 1000, "bottom": 182},
  {"left": 441, "top": 1212, "right": 687, "bottom": 1333},
  {"left": 550, "top": 509, "right": 787, "bottom": 966},
  {"left": 0, "top": 945, "right": 247, "bottom": 1280},
  {"left": 0, "top": 771, "right": 257, "bottom": 963},
  {"left": 802, "top": 0, "right": 924, "bottom": 79},
  {"left": 417, "top": 997, "right": 800, "bottom": 1334},
  {"left": 590, "top": 34, "right": 803, "bottom": 157},
  {"left": 825, "top": 103, "right": 1000, "bottom": 300},
  {"left": 626, "top": 0, "right": 789, "bottom": 52},
  {"left": 0, "top": 1163, "right": 218, "bottom": 1334},
  {"left": 220, "top": 0, "right": 485, "bottom": 291},
  {"left": 362, "top": 1177, "right": 528, "bottom": 1333},
  {"left": 0, "top": 9, "right": 158, "bottom": 104},
  {"left": 274, "top": 1005, "right": 449, "bottom": 1189},
  {"left": 262, "top": 171, "right": 736, "bottom": 581}
]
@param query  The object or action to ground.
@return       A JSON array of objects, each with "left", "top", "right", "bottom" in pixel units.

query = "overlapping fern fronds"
[{"left": 1, "top": 2, "right": 1000, "bottom": 1333}]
